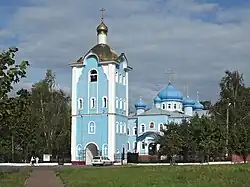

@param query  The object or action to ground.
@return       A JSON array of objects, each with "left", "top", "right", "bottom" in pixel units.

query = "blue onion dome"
[
  {"left": 154, "top": 95, "right": 161, "bottom": 103},
  {"left": 135, "top": 98, "right": 147, "bottom": 109},
  {"left": 158, "top": 82, "right": 183, "bottom": 101},
  {"left": 183, "top": 97, "right": 195, "bottom": 107},
  {"left": 193, "top": 101, "right": 204, "bottom": 110}
]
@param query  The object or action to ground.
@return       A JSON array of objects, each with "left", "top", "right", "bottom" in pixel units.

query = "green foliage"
[{"left": 58, "top": 165, "right": 250, "bottom": 187}]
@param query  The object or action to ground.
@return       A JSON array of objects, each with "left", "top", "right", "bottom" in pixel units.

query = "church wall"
[
  {"left": 137, "top": 115, "right": 168, "bottom": 135},
  {"left": 75, "top": 115, "right": 108, "bottom": 162}
]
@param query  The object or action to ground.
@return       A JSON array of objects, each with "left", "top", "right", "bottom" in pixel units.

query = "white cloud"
[{"left": 2, "top": 0, "right": 250, "bottom": 107}]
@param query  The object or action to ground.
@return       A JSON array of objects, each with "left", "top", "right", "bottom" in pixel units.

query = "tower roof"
[
  {"left": 86, "top": 44, "right": 119, "bottom": 62},
  {"left": 158, "top": 82, "right": 183, "bottom": 101},
  {"left": 96, "top": 22, "right": 108, "bottom": 35}
]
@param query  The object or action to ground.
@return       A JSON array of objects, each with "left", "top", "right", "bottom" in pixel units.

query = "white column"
[
  {"left": 125, "top": 71, "right": 129, "bottom": 116},
  {"left": 71, "top": 66, "right": 82, "bottom": 162},
  {"left": 108, "top": 64, "right": 116, "bottom": 161},
  {"left": 97, "top": 34, "right": 107, "bottom": 44}
]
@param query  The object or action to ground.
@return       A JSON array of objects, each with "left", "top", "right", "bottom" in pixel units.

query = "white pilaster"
[
  {"left": 125, "top": 71, "right": 129, "bottom": 116},
  {"left": 108, "top": 64, "right": 116, "bottom": 161},
  {"left": 71, "top": 66, "right": 82, "bottom": 162}
]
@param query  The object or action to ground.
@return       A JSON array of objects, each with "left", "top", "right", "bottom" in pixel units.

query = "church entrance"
[
  {"left": 148, "top": 143, "right": 157, "bottom": 155},
  {"left": 85, "top": 143, "right": 98, "bottom": 165}
]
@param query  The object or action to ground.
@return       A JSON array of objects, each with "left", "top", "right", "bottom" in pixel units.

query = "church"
[{"left": 70, "top": 11, "right": 208, "bottom": 165}]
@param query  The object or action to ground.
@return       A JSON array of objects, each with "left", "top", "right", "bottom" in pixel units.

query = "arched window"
[
  {"left": 127, "top": 127, "right": 130, "bottom": 135},
  {"left": 123, "top": 99, "right": 126, "bottom": 111},
  {"left": 116, "top": 122, "right": 119, "bottom": 134},
  {"left": 168, "top": 104, "right": 171, "bottom": 109},
  {"left": 120, "top": 98, "right": 123, "bottom": 109},
  {"left": 120, "top": 123, "right": 123, "bottom": 134},
  {"left": 89, "top": 69, "right": 97, "bottom": 82},
  {"left": 140, "top": 124, "right": 145, "bottom": 133},
  {"left": 133, "top": 127, "right": 137, "bottom": 136},
  {"left": 102, "top": 96, "right": 107, "bottom": 108},
  {"left": 78, "top": 98, "right": 83, "bottom": 109},
  {"left": 127, "top": 142, "right": 130, "bottom": 151},
  {"left": 158, "top": 123, "right": 164, "bottom": 131},
  {"left": 142, "top": 141, "right": 145, "bottom": 149},
  {"left": 174, "top": 104, "right": 177, "bottom": 109},
  {"left": 88, "top": 121, "right": 96, "bottom": 134},
  {"left": 162, "top": 104, "right": 165, "bottom": 109},
  {"left": 115, "top": 72, "right": 118, "bottom": 82},
  {"left": 150, "top": 121, "right": 155, "bottom": 128},
  {"left": 123, "top": 75, "right": 126, "bottom": 85},
  {"left": 90, "top": 97, "right": 96, "bottom": 108},
  {"left": 123, "top": 124, "right": 126, "bottom": 134}
]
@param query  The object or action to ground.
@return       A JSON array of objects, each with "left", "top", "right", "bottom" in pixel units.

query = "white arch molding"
[
  {"left": 84, "top": 142, "right": 99, "bottom": 165},
  {"left": 84, "top": 53, "right": 100, "bottom": 66}
]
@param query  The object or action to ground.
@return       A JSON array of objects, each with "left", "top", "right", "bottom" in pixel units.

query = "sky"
[{"left": 0, "top": 0, "right": 250, "bottom": 108}]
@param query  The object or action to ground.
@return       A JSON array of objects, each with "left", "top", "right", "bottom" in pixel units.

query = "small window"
[
  {"left": 119, "top": 74, "right": 122, "bottom": 84},
  {"left": 78, "top": 98, "right": 83, "bottom": 109},
  {"left": 90, "top": 69, "right": 97, "bottom": 82},
  {"left": 133, "top": 127, "right": 137, "bottom": 135},
  {"left": 116, "top": 97, "right": 118, "bottom": 108},
  {"left": 102, "top": 96, "right": 107, "bottom": 108},
  {"left": 168, "top": 104, "right": 171, "bottom": 109},
  {"left": 127, "top": 127, "right": 130, "bottom": 135},
  {"left": 116, "top": 122, "right": 119, "bottom": 134},
  {"left": 120, "top": 99, "right": 123, "bottom": 109},
  {"left": 90, "top": 97, "right": 96, "bottom": 108},
  {"left": 123, "top": 99, "right": 126, "bottom": 111},
  {"left": 123, "top": 124, "right": 126, "bottom": 134},
  {"left": 162, "top": 104, "right": 165, "bottom": 109},
  {"left": 127, "top": 142, "right": 130, "bottom": 151},
  {"left": 142, "top": 142, "right": 145, "bottom": 150},
  {"left": 140, "top": 124, "right": 145, "bottom": 133},
  {"left": 115, "top": 72, "right": 118, "bottom": 82},
  {"left": 174, "top": 104, "right": 177, "bottom": 109},
  {"left": 120, "top": 123, "right": 123, "bottom": 134},
  {"left": 150, "top": 122, "right": 154, "bottom": 128},
  {"left": 159, "top": 123, "right": 164, "bottom": 131},
  {"left": 88, "top": 121, "right": 96, "bottom": 134}
]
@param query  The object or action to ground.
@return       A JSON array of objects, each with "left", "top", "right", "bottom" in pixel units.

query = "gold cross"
[{"left": 100, "top": 8, "right": 105, "bottom": 22}]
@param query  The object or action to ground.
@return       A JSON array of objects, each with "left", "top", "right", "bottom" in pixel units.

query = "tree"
[{"left": 156, "top": 123, "right": 183, "bottom": 164}]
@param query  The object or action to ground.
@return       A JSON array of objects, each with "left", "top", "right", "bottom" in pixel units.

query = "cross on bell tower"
[{"left": 100, "top": 8, "right": 105, "bottom": 22}]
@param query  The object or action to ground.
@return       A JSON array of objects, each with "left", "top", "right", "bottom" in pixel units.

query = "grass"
[
  {"left": 0, "top": 169, "right": 30, "bottom": 187},
  {"left": 58, "top": 164, "right": 250, "bottom": 187}
]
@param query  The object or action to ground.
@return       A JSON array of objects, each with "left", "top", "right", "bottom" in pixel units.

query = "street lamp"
[{"left": 225, "top": 102, "right": 231, "bottom": 157}]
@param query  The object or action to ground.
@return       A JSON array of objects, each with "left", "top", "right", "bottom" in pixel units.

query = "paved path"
[{"left": 25, "top": 169, "right": 64, "bottom": 187}]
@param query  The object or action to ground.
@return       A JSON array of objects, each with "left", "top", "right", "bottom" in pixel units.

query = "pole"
[{"left": 226, "top": 106, "right": 229, "bottom": 157}]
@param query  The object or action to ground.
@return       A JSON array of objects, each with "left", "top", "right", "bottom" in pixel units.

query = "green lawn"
[
  {"left": 0, "top": 169, "right": 30, "bottom": 187},
  {"left": 58, "top": 164, "right": 250, "bottom": 187}
]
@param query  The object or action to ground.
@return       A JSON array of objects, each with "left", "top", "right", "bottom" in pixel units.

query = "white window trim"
[
  {"left": 89, "top": 68, "right": 98, "bottom": 82},
  {"left": 119, "top": 98, "right": 123, "bottom": 109},
  {"left": 140, "top": 124, "right": 145, "bottom": 133},
  {"left": 123, "top": 75, "right": 126, "bottom": 85},
  {"left": 149, "top": 121, "right": 155, "bottom": 128},
  {"left": 102, "top": 96, "right": 107, "bottom": 108},
  {"left": 120, "top": 122, "right": 123, "bottom": 134},
  {"left": 116, "top": 97, "right": 119, "bottom": 108},
  {"left": 119, "top": 74, "right": 122, "bottom": 84},
  {"left": 78, "top": 98, "right": 83, "bottom": 110},
  {"left": 88, "top": 121, "right": 96, "bottom": 134},
  {"left": 158, "top": 123, "right": 163, "bottom": 131},
  {"left": 116, "top": 122, "right": 119, "bottom": 134},
  {"left": 90, "top": 97, "right": 96, "bottom": 109},
  {"left": 123, "top": 99, "right": 126, "bottom": 111},
  {"left": 123, "top": 123, "right": 126, "bottom": 135}
]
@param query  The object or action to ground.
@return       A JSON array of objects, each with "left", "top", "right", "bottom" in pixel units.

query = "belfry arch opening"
[
  {"left": 90, "top": 69, "right": 98, "bottom": 82},
  {"left": 85, "top": 143, "right": 98, "bottom": 165}
]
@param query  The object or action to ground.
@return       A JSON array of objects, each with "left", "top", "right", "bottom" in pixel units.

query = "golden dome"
[
  {"left": 86, "top": 44, "right": 119, "bottom": 62},
  {"left": 96, "top": 22, "right": 108, "bottom": 35}
]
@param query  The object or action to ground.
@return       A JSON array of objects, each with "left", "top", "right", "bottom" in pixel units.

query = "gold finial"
[
  {"left": 100, "top": 8, "right": 105, "bottom": 22},
  {"left": 97, "top": 8, "right": 108, "bottom": 34}
]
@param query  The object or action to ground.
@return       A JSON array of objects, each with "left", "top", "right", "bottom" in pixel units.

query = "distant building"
[{"left": 70, "top": 11, "right": 208, "bottom": 165}]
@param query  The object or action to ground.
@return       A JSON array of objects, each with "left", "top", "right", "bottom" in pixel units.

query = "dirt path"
[{"left": 25, "top": 168, "right": 64, "bottom": 187}]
